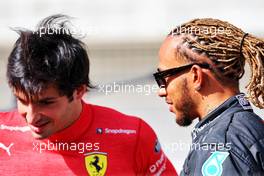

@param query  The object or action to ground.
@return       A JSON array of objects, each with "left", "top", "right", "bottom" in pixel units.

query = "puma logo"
[
  {"left": 0, "top": 125, "right": 28, "bottom": 156},
  {"left": 0, "top": 142, "right": 14, "bottom": 156}
]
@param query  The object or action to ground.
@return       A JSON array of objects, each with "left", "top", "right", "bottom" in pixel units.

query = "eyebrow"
[
  {"left": 15, "top": 95, "right": 59, "bottom": 103},
  {"left": 38, "top": 97, "right": 58, "bottom": 102},
  {"left": 157, "top": 68, "right": 163, "bottom": 72}
]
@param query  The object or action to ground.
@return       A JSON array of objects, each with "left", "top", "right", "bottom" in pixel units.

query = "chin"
[
  {"left": 31, "top": 132, "right": 50, "bottom": 140},
  {"left": 175, "top": 115, "right": 193, "bottom": 127}
]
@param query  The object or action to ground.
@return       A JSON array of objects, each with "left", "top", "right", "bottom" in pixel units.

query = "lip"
[
  {"left": 29, "top": 121, "right": 50, "bottom": 134},
  {"left": 165, "top": 98, "right": 172, "bottom": 104},
  {"left": 168, "top": 104, "right": 174, "bottom": 112},
  {"left": 166, "top": 101, "right": 174, "bottom": 112}
]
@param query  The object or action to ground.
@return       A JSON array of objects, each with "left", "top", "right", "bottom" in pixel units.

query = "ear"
[
  {"left": 190, "top": 65, "right": 203, "bottom": 91},
  {"left": 74, "top": 85, "right": 87, "bottom": 100}
]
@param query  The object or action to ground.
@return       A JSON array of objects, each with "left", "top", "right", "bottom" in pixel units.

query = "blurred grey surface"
[{"left": 0, "top": 0, "right": 263, "bottom": 171}]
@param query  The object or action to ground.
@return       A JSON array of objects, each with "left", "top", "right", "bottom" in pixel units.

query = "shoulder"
[
  {"left": 225, "top": 111, "right": 264, "bottom": 172},
  {"left": 0, "top": 110, "right": 16, "bottom": 117},
  {"left": 199, "top": 109, "right": 264, "bottom": 150},
  {"left": 85, "top": 104, "right": 156, "bottom": 137},
  {"left": 228, "top": 111, "right": 264, "bottom": 141},
  {"left": 226, "top": 111, "right": 264, "bottom": 154},
  {"left": 85, "top": 103, "right": 159, "bottom": 148},
  {"left": 209, "top": 109, "right": 264, "bottom": 142},
  {"left": 88, "top": 103, "right": 143, "bottom": 126},
  {"left": 0, "top": 110, "right": 19, "bottom": 117},
  {"left": 0, "top": 110, "right": 24, "bottom": 125},
  {"left": 86, "top": 103, "right": 157, "bottom": 136}
]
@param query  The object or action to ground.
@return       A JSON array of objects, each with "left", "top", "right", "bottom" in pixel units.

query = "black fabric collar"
[{"left": 194, "top": 93, "right": 248, "bottom": 129}]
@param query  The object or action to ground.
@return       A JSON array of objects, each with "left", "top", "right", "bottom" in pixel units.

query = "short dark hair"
[{"left": 7, "top": 14, "right": 93, "bottom": 101}]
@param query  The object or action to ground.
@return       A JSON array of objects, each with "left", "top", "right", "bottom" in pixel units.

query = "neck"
[
  {"left": 47, "top": 100, "right": 91, "bottom": 143},
  {"left": 198, "top": 89, "right": 238, "bottom": 120},
  {"left": 72, "top": 100, "right": 83, "bottom": 121}
]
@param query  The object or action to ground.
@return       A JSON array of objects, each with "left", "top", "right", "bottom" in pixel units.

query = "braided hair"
[{"left": 169, "top": 18, "right": 264, "bottom": 109}]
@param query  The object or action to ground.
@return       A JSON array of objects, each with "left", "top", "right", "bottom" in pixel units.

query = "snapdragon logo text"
[{"left": 33, "top": 141, "right": 100, "bottom": 154}]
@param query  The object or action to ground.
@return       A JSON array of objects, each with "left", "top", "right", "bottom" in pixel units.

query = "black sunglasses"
[{"left": 153, "top": 63, "right": 210, "bottom": 88}]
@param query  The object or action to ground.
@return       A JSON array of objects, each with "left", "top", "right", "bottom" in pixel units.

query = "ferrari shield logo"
[{"left": 85, "top": 152, "right": 107, "bottom": 176}]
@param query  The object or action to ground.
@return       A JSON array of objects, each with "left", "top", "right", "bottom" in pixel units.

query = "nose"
[
  {"left": 25, "top": 104, "right": 40, "bottom": 124},
  {"left": 158, "top": 87, "right": 167, "bottom": 97}
]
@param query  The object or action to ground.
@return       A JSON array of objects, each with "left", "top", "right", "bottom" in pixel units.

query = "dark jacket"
[{"left": 181, "top": 94, "right": 264, "bottom": 176}]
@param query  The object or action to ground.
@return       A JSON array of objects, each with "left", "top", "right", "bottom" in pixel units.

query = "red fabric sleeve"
[{"left": 135, "top": 119, "right": 178, "bottom": 175}]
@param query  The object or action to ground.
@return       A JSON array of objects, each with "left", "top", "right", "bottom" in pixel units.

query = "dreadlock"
[{"left": 169, "top": 18, "right": 264, "bottom": 109}]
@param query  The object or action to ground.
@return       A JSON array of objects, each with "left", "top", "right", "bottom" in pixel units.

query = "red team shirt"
[{"left": 0, "top": 102, "right": 177, "bottom": 175}]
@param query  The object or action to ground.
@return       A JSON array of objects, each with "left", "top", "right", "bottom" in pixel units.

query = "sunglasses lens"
[{"left": 156, "top": 77, "right": 166, "bottom": 88}]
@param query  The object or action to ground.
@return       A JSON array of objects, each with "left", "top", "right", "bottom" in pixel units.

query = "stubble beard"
[{"left": 175, "top": 78, "right": 196, "bottom": 126}]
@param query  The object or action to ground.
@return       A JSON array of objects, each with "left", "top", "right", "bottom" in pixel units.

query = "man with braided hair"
[{"left": 153, "top": 18, "right": 264, "bottom": 175}]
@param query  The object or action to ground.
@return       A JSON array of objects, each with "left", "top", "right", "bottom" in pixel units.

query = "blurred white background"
[{"left": 0, "top": 0, "right": 263, "bottom": 172}]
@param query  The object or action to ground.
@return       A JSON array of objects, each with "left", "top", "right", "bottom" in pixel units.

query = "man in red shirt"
[{"left": 0, "top": 14, "right": 177, "bottom": 175}]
